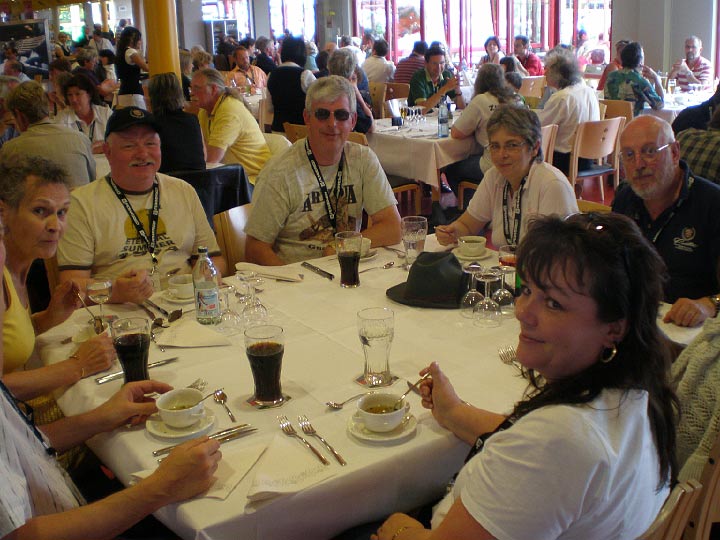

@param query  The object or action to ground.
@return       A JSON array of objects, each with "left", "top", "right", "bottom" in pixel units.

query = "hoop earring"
[{"left": 600, "top": 344, "right": 617, "bottom": 364}]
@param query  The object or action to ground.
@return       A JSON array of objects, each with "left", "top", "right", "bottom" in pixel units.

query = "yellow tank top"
[{"left": 2, "top": 266, "right": 36, "bottom": 373}]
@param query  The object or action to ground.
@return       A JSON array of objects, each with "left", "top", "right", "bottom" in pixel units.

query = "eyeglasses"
[
  {"left": 485, "top": 141, "right": 528, "bottom": 154},
  {"left": 619, "top": 143, "right": 671, "bottom": 162},
  {"left": 313, "top": 108, "right": 352, "bottom": 121}
]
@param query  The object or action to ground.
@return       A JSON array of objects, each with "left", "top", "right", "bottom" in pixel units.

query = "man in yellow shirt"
[{"left": 192, "top": 68, "right": 270, "bottom": 184}]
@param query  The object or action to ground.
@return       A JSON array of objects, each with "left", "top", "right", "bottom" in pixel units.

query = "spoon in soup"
[{"left": 393, "top": 373, "right": 431, "bottom": 410}]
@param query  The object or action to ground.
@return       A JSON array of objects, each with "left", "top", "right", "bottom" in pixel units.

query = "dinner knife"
[
  {"left": 95, "top": 357, "right": 180, "bottom": 384},
  {"left": 153, "top": 424, "right": 257, "bottom": 457},
  {"left": 301, "top": 261, "right": 335, "bottom": 281}
]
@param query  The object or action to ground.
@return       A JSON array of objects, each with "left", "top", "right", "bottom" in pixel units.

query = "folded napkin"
[
  {"left": 155, "top": 318, "right": 231, "bottom": 348},
  {"left": 246, "top": 433, "right": 337, "bottom": 504},
  {"left": 235, "top": 262, "right": 304, "bottom": 283},
  {"left": 131, "top": 444, "right": 266, "bottom": 500}
]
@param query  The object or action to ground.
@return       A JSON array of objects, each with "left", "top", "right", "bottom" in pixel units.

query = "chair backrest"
[
  {"left": 568, "top": 116, "right": 625, "bottom": 185},
  {"left": 263, "top": 132, "right": 291, "bottom": 156},
  {"left": 385, "top": 82, "right": 410, "bottom": 101},
  {"left": 369, "top": 81, "right": 388, "bottom": 119},
  {"left": 519, "top": 76, "right": 546, "bottom": 98},
  {"left": 540, "top": 123, "right": 558, "bottom": 165},
  {"left": 283, "top": 122, "right": 307, "bottom": 143},
  {"left": 213, "top": 204, "right": 252, "bottom": 270},
  {"left": 639, "top": 480, "right": 703, "bottom": 540},
  {"left": 258, "top": 97, "right": 274, "bottom": 133},
  {"left": 347, "top": 131, "right": 369, "bottom": 145},
  {"left": 598, "top": 102, "right": 608, "bottom": 120},
  {"left": 600, "top": 99, "right": 634, "bottom": 125},
  {"left": 577, "top": 199, "right": 611, "bottom": 213},
  {"left": 684, "top": 430, "right": 720, "bottom": 540}
]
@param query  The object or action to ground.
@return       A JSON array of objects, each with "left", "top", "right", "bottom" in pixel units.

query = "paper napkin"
[
  {"left": 154, "top": 319, "right": 231, "bottom": 348},
  {"left": 235, "top": 262, "right": 304, "bottom": 283}
]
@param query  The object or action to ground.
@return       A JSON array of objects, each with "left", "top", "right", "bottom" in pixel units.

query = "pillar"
[
  {"left": 100, "top": 0, "right": 109, "bottom": 32},
  {"left": 143, "top": 0, "right": 181, "bottom": 79}
]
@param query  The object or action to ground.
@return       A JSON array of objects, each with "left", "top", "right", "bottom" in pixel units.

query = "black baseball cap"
[{"left": 104, "top": 107, "right": 160, "bottom": 139}]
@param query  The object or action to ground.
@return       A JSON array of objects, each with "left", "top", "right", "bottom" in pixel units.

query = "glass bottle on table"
[
  {"left": 437, "top": 95, "right": 449, "bottom": 137},
  {"left": 193, "top": 246, "right": 221, "bottom": 325}
]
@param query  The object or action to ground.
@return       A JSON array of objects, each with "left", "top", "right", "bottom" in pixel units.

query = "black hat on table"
[{"left": 386, "top": 251, "right": 468, "bottom": 309}]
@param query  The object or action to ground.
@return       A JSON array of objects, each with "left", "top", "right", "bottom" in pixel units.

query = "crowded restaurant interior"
[{"left": 1, "top": 0, "right": 720, "bottom": 539}]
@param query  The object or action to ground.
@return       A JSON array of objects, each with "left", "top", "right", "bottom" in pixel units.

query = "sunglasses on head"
[{"left": 313, "top": 108, "right": 352, "bottom": 121}]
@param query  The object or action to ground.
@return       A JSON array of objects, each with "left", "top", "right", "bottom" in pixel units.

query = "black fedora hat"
[{"left": 386, "top": 251, "right": 468, "bottom": 309}]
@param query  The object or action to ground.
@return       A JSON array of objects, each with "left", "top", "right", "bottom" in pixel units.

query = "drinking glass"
[
  {"left": 335, "top": 231, "right": 362, "bottom": 288},
  {"left": 460, "top": 262, "right": 484, "bottom": 318},
  {"left": 474, "top": 270, "right": 502, "bottom": 327},
  {"left": 357, "top": 307, "right": 394, "bottom": 387},
  {"left": 87, "top": 279, "right": 112, "bottom": 320},
  {"left": 244, "top": 324, "right": 285, "bottom": 408},
  {"left": 492, "top": 265, "right": 516, "bottom": 317},
  {"left": 401, "top": 216, "right": 428, "bottom": 268},
  {"left": 111, "top": 318, "right": 150, "bottom": 384},
  {"left": 236, "top": 271, "right": 268, "bottom": 327},
  {"left": 217, "top": 285, "right": 242, "bottom": 335}
]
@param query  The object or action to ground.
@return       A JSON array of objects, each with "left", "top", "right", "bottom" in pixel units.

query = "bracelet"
[
  {"left": 391, "top": 526, "right": 412, "bottom": 540},
  {"left": 69, "top": 354, "right": 84, "bottom": 379}
]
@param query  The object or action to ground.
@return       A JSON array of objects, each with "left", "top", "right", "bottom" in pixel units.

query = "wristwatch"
[{"left": 710, "top": 294, "right": 720, "bottom": 317}]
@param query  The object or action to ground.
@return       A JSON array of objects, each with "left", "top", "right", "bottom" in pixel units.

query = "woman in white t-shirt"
[
  {"left": 373, "top": 213, "right": 678, "bottom": 540},
  {"left": 437, "top": 106, "right": 577, "bottom": 249},
  {"left": 55, "top": 73, "right": 112, "bottom": 153},
  {"left": 115, "top": 26, "right": 148, "bottom": 109}
]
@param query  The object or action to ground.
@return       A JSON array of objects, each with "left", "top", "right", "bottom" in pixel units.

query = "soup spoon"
[
  {"left": 393, "top": 373, "right": 431, "bottom": 410},
  {"left": 326, "top": 392, "right": 366, "bottom": 410},
  {"left": 214, "top": 389, "right": 237, "bottom": 422},
  {"left": 359, "top": 261, "right": 395, "bottom": 273}
]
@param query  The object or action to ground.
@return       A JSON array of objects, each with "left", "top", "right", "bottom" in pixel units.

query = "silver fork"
[
  {"left": 498, "top": 346, "right": 522, "bottom": 370},
  {"left": 298, "top": 415, "right": 347, "bottom": 466},
  {"left": 277, "top": 415, "right": 330, "bottom": 465}
]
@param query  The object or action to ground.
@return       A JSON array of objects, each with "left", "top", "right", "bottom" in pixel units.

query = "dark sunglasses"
[{"left": 313, "top": 108, "right": 352, "bottom": 121}]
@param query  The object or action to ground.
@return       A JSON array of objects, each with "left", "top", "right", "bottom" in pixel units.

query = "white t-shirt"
[
  {"left": 54, "top": 104, "right": 112, "bottom": 144},
  {"left": 0, "top": 386, "right": 82, "bottom": 537},
  {"left": 245, "top": 139, "right": 397, "bottom": 264},
  {"left": 432, "top": 389, "right": 668, "bottom": 539},
  {"left": 465, "top": 161, "right": 578, "bottom": 247},
  {"left": 57, "top": 173, "right": 220, "bottom": 280},
  {"left": 451, "top": 92, "right": 501, "bottom": 173},
  {"left": 363, "top": 55, "right": 396, "bottom": 83},
  {"left": 538, "top": 82, "right": 600, "bottom": 153}
]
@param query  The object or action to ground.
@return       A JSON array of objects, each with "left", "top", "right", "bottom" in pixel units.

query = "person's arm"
[
  {"left": 363, "top": 205, "right": 401, "bottom": 247},
  {"left": 663, "top": 296, "right": 716, "bottom": 327},
  {"left": 130, "top": 51, "right": 149, "bottom": 72},
  {"left": 641, "top": 65, "right": 665, "bottom": 101},
  {"left": 514, "top": 56, "right": 529, "bottom": 77},
  {"left": 205, "top": 145, "right": 226, "bottom": 164},
  {"left": 59, "top": 268, "right": 154, "bottom": 304},
  {"left": 417, "top": 75, "right": 461, "bottom": 111},
  {"left": 435, "top": 211, "right": 485, "bottom": 246},
  {"left": 373, "top": 501, "right": 495, "bottom": 540},
  {"left": 5, "top": 437, "right": 220, "bottom": 540},
  {"left": 245, "top": 235, "right": 285, "bottom": 266},
  {"left": 451, "top": 124, "right": 472, "bottom": 140}
]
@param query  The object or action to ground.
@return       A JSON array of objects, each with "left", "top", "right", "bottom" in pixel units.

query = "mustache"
[
  {"left": 129, "top": 160, "right": 156, "bottom": 167},
  {"left": 631, "top": 167, "right": 654, "bottom": 179}
]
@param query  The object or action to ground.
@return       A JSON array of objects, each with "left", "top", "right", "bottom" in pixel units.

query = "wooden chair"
[
  {"left": 600, "top": 99, "right": 634, "bottom": 125},
  {"left": 263, "top": 132, "right": 291, "bottom": 156},
  {"left": 385, "top": 82, "right": 410, "bottom": 102},
  {"left": 568, "top": 116, "right": 625, "bottom": 200},
  {"left": 213, "top": 204, "right": 252, "bottom": 270},
  {"left": 577, "top": 200, "right": 611, "bottom": 213},
  {"left": 519, "top": 76, "right": 545, "bottom": 99},
  {"left": 598, "top": 102, "right": 608, "bottom": 120},
  {"left": 369, "top": 81, "right": 388, "bottom": 119},
  {"left": 540, "top": 123, "right": 558, "bottom": 165},
  {"left": 283, "top": 122, "right": 307, "bottom": 143},
  {"left": 258, "top": 97, "right": 274, "bottom": 133},
  {"left": 684, "top": 430, "right": 720, "bottom": 540},
  {"left": 639, "top": 480, "right": 703, "bottom": 540}
]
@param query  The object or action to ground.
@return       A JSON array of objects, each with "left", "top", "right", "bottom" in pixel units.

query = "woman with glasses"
[
  {"left": 436, "top": 106, "right": 577, "bottom": 249},
  {"left": 373, "top": 213, "right": 677, "bottom": 540},
  {"left": 54, "top": 73, "right": 111, "bottom": 154}
]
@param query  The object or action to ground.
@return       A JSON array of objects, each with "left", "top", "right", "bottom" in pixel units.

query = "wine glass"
[
  {"left": 87, "top": 279, "right": 112, "bottom": 321},
  {"left": 491, "top": 265, "right": 516, "bottom": 317},
  {"left": 474, "top": 269, "right": 502, "bottom": 327},
  {"left": 237, "top": 272, "right": 267, "bottom": 327},
  {"left": 217, "top": 285, "right": 242, "bottom": 335},
  {"left": 460, "top": 262, "right": 484, "bottom": 318}
]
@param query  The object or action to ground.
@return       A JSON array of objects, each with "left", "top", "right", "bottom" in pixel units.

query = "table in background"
[
  {"left": 641, "top": 90, "right": 712, "bottom": 124},
  {"left": 367, "top": 117, "right": 478, "bottom": 191},
  {"left": 36, "top": 238, "right": 701, "bottom": 539}
]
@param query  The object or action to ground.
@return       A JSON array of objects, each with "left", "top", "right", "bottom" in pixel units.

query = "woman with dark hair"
[
  {"left": 267, "top": 35, "right": 316, "bottom": 132},
  {"left": 148, "top": 72, "right": 205, "bottom": 173},
  {"left": 375, "top": 212, "right": 677, "bottom": 540},
  {"left": 444, "top": 63, "right": 524, "bottom": 192},
  {"left": 436, "top": 106, "right": 577, "bottom": 248},
  {"left": 55, "top": 73, "right": 111, "bottom": 153},
  {"left": 605, "top": 41, "right": 664, "bottom": 117},
  {"left": 479, "top": 36, "right": 504, "bottom": 66},
  {"left": 498, "top": 56, "right": 517, "bottom": 73},
  {"left": 115, "top": 26, "right": 148, "bottom": 108}
]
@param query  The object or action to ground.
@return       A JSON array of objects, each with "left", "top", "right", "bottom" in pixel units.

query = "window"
[{"left": 269, "top": 0, "right": 316, "bottom": 41}]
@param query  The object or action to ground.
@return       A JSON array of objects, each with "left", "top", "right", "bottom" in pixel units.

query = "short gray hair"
[
  {"left": 0, "top": 155, "right": 70, "bottom": 208},
  {"left": 193, "top": 68, "right": 243, "bottom": 100},
  {"left": 6, "top": 81, "right": 48, "bottom": 123},
  {"left": 327, "top": 48, "right": 356, "bottom": 79},
  {"left": 544, "top": 48, "right": 582, "bottom": 89},
  {"left": 305, "top": 75, "right": 356, "bottom": 113},
  {"left": 486, "top": 106, "right": 543, "bottom": 163},
  {"left": 75, "top": 47, "right": 98, "bottom": 66}
]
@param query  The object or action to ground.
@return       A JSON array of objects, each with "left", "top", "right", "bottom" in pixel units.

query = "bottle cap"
[{"left": 198, "top": 246, "right": 208, "bottom": 253}]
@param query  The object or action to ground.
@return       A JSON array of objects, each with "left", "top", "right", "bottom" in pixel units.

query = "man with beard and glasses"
[
  {"left": 57, "top": 107, "right": 225, "bottom": 304},
  {"left": 612, "top": 115, "right": 720, "bottom": 327},
  {"left": 245, "top": 75, "right": 401, "bottom": 265}
]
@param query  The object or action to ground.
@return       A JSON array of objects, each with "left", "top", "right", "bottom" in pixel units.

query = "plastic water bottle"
[
  {"left": 193, "top": 246, "right": 221, "bottom": 325},
  {"left": 437, "top": 95, "right": 449, "bottom": 138}
]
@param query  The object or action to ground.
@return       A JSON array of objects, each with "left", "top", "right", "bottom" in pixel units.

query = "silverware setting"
[
  {"left": 326, "top": 392, "right": 366, "bottom": 410},
  {"left": 153, "top": 424, "right": 257, "bottom": 458},
  {"left": 358, "top": 261, "right": 395, "bottom": 273},
  {"left": 214, "top": 389, "right": 237, "bottom": 422},
  {"left": 95, "top": 357, "right": 180, "bottom": 384},
  {"left": 277, "top": 415, "right": 330, "bottom": 465},
  {"left": 145, "top": 299, "right": 183, "bottom": 323},
  {"left": 76, "top": 291, "right": 105, "bottom": 334},
  {"left": 381, "top": 246, "right": 406, "bottom": 258},
  {"left": 498, "top": 345, "right": 522, "bottom": 371},
  {"left": 298, "top": 415, "right": 346, "bottom": 466},
  {"left": 301, "top": 261, "right": 335, "bottom": 281},
  {"left": 393, "top": 373, "right": 430, "bottom": 409}
]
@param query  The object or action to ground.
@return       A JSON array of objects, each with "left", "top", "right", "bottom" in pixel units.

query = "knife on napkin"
[
  {"left": 95, "top": 357, "right": 179, "bottom": 384},
  {"left": 153, "top": 424, "right": 257, "bottom": 456},
  {"left": 301, "top": 261, "right": 334, "bottom": 281}
]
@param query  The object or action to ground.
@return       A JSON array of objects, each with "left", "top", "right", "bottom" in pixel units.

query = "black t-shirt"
[{"left": 612, "top": 161, "right": 720, "bottom": 302}]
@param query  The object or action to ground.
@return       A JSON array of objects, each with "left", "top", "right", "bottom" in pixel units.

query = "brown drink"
[
  {"left": 499, "top": 254, "right": 517, "bottom": 267},
  {"left": 114, "top": 332, "right": 151, "bottom": 384},
  {"left": 246, "top": 341, "right": 284, "bottom": 403},
  {"left": 338, "top": 251, "right": 360, "bottom": 288}
]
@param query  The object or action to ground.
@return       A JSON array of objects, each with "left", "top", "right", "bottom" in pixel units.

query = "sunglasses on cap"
[{"left": 313, "top": 108, "right": 352, "bottom": 121}]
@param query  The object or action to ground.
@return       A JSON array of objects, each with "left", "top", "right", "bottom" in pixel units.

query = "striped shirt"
[
  {"left": 676, "top": 56, "right": 712, "bottom": 91},
  {"left": 393, "top": 54, "right": 426, "bottom": 85},
  {"left": 677, "top": 127, "right": 720, "bottom": 184}
]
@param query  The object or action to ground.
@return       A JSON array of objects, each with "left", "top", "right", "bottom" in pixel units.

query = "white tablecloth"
[
  {"left": 36, "top": 237, "right": 701, "bottom": 539},
  {"left": 367, "top": 118, "right": 478, "bottom": 189}
]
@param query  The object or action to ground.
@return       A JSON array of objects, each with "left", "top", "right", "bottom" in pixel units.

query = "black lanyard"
[
  {"left": 305, "top": 138, "right": 345, "bottom": 232},
  {"left": 646, "top": 176, "right": 693, "bottom": 245},
  {"left": 75, "top": 118, "right": 95, "bottom": 141},
  {"left": 502, "top": 177, "right": 526, "bottom": 246},
  {"left": 105, "top": 175, "right": 160, "bottom": 268},
  {"left": 0, "top": 380, "right": 56, "bottom": 456}
]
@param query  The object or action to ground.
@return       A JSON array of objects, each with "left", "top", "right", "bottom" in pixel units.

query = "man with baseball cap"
[{"left": 58, "top": 107, "right": 225, "bottom": 303}]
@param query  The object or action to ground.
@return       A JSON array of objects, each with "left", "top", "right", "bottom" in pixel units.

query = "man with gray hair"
[
  {"left": 0, "top": 81, "right": 94, "bottom": 186},
  {"left": 245, "top": 75, "right": 401, "bottom": 265}
]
